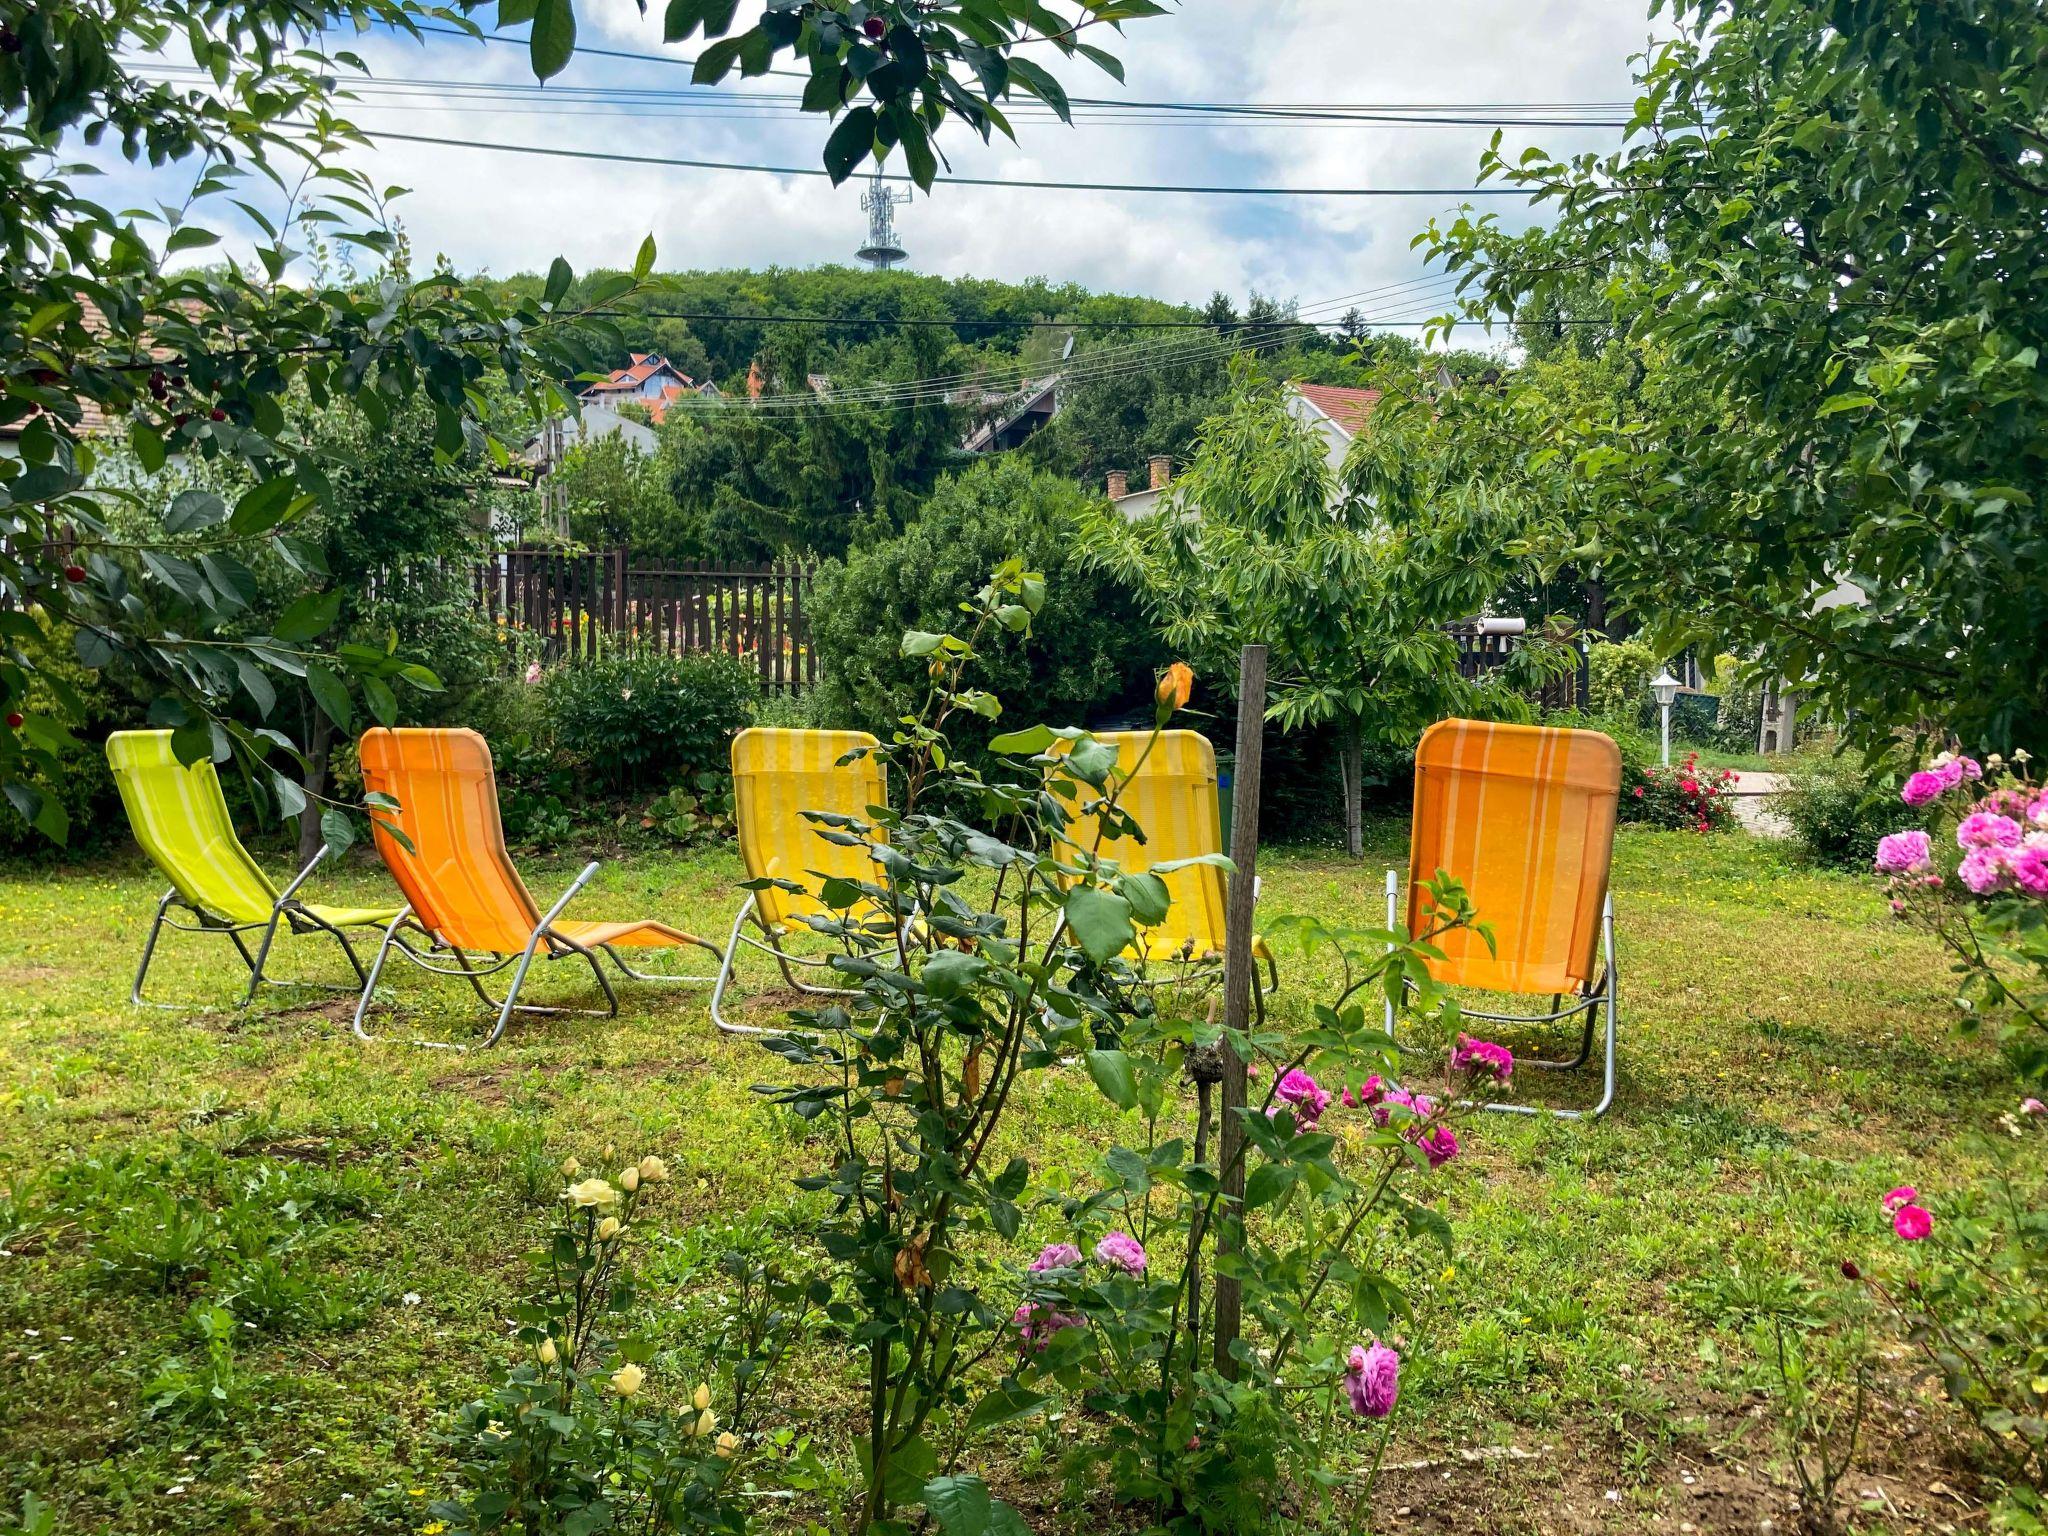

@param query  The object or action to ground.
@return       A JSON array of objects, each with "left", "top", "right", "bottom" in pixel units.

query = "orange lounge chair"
[
  {"left": 1055, "top": 729, "right": 1276, "bottom": 1008},
  {"left": 350, "top": 728, "right": 721, "bottom": 1047},
  {"left": 710, "top": 727, "right": 891, "bottom": 1035},
  {"left": 1388, "top": 718, "right": 1622, "bottom": 1119}
]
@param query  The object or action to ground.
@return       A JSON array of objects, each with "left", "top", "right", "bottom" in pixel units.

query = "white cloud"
[{"left": 108, "top": 0, "right": 1663, "bottom": 317}]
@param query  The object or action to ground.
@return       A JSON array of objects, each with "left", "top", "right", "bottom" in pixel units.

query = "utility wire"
[{"left": 365, "top": 130, "right": 1547, "bottom": 196}]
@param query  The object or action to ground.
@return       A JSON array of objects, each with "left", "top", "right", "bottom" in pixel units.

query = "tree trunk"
[
  {"left": 1339, "top": 723, "right": 1364, "bottom": 860},
  {"left": 296, "top": 711, "right": 334, "bottom": 866}
]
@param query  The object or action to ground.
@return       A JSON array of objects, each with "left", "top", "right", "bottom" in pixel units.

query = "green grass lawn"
[{"left": 0, "top": 824, "right": 2014, "bottom": 1534}]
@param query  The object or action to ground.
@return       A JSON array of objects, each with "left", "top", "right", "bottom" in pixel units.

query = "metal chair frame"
[
  {"left": 131, "top": 845, "right": 375, "bottom": 1010},
  {"left": 351, "top": 861, "right": 723, "bottom": 1050},
  {"left": 1382, "top": 869, "right": 1619, "bottom": 1121}
]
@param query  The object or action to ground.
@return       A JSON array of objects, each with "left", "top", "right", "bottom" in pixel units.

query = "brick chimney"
[
  {"left": 1105, "top": 469, "right": 1128, "bottom": 499},
  {"left": 1148, "top": 454, "right": 1172, "bottom": 490},
  {"left": 746, "top": 358, "right": 764, "bottom": 400}
]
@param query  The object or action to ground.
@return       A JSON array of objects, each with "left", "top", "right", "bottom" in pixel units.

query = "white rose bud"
[
  {"left": 611, "top": 1363, "right": 645, "bottom": 1398},
  {"left": 537, "top": 1337, "right": 558, "bottom": 1365},
  {"left": 620, "top": 1166, "right": 640, "bottom": 1193},
  {"left": 715, "top": 1431, "right": 739, "bottom": 1459},
  {"left": 638, "top": 1155, "right": 668, "bottom": 1183},
  {"left": 596, "top": 1216, "right": 621, "bottom": 1242},
  {"left": 560, "top": 1157, "right": 581, "bottom": 1178}
]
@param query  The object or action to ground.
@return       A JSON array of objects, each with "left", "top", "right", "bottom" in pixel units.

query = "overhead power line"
[{"left": 366, "top": 130, "right": 1545, "bottom": 197}]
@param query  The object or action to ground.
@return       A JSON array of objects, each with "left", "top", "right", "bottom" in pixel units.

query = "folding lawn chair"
[
  {"left": 709, "top": 727, "right": 891, "bottom": 1036},
  {"left": 105, "top": 729, "right": 402, "bottom": 1008},
  {"left": 351, "top": 727, "right": 722, "bottom": 1048},
  {"left": 1385, "top": 718, "right": 1622, "bottom": 1119},
  {"left": 1057, "top": 730, "right": 1276, "bottom": 1013}
]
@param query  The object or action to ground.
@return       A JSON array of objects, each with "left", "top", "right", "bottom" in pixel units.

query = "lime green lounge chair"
[{"left": 106, "top": 730, "right": 403, "bottom": 1007}]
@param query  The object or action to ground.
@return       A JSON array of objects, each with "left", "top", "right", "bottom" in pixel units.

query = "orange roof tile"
[{"left": 1290, "top": 381, "right": 1382, "bottom": 437}]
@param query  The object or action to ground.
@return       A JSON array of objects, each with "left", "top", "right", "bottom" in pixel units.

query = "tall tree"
[
  {"left": 1421, "top": 0, "right": 2048, "bottom": 753},
  {"left": 1085, "top": 364, "right": 1573, "bottom": 857}
]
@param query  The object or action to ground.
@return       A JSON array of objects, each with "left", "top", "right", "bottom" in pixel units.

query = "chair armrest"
[
  {"left": 541, "top": 861, "right": 603, "bottom": 927},
  {"left": 277, "top": 844, "right": 330, "bottom": 904}
]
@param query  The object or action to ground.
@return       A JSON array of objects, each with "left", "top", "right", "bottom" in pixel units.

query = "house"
[
  {"left": 1107, "top": 380, "right": 1381, "bottom": 517},
  {"left": 962, "top": 376, "right": 1062, "bottom": 454},
  {"left": 578, "top": 353, "right": 695, "bottom": 407}
]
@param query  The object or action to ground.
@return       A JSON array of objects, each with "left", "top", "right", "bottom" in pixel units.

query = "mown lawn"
[{"left": 0, "top": 823, "right": 2015, "bottom": 1534}]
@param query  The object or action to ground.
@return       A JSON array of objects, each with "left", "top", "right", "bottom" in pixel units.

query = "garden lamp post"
[{"left": 1650, "top": 668, "right": 1681, "bottom": 767}]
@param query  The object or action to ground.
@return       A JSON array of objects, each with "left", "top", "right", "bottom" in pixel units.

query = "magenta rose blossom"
[
  {"left": 1874, "top": 830, "right": 1933, "bottom": 874},
  {"left": 1372, "top": 1088, "right": 1431, "bottom": 1128},
  {"left": 2012, "top": 846, "right": 2048, "bottom": 897},
  {"left": 2021, "top": 1098, "right": 2045, "bottom": 1116},
  {"left": 1094, "top": 1231, "right": 1147, "bottom": 1275},
  {"left": 1900, "top": 771, "right": 1946, "bottom": 807},
  {"left": 1959, "top": 847, "right": 2014, "bottom": 895},
  {"left": 1271, "top": 1068, "right": 1331, "bottom": 1130},
  {"left": 1451, "top": 1035, "right": 1514, "bottom": 1082},
  {"left": 1881, "top": 1185, "right": 1917, "bottom": 1215},
  {"left": 1409, "top": 1122, "right": 1460, "bottom": 1168},
  {"left": 1892, "top": 1204, "right": 1933, "bottom": 1241},
  {"left": 1029, "top": 1242, "right": 1082, "bottom": 1273},
  {"left": 1344, "top": 1342, "right": 1401, "bottom": 1418},
  {"left": 1012, "top": 1303, "right": 1084, "bottom": 1352},
  {"left": 1957, "top": 812, "right": 2023, "bottom": 850}
]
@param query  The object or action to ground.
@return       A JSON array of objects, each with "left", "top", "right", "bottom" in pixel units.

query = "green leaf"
[
  {"left": 543, "top": 255, "right": 574, "bottom": 306},
  {"left": 320, "top": 807, "right": 355, "bottom": 857},
  {"left": 165, "top": 225, "right": 220, "bottom": 254},
  {"left": 529, "top": 0, "right": 577, "bottom": 80},
  {"left": 228, "top": 476, "right": 298, "bottom": 535},
  {"left": 1119, "top": 870, "right": 1170, "bottom": 924},
  {"left": 921, "top": 947, "right": 987, "bottom": 1000},
  {"left": 922, "top": 1475, "right": 1028, "bottom": 1536},
  {"left": 1063, "top": 735, "right": 1118, "bottom": 787},
  {"left": 1005, "top": 57, "right": 1071, "bottom": 122},
  {"left": 1064, "top": 886, "right": 1134, "bottom": 964},
  {"left": 1083, "top": 1048, "right": 1138, "bottom": 1110},
  {"left": 272, "top": 589, "right": 342, "bottom": 643},
  {"left": 362, "top": 674, "right": 398, "bottom": 727},
  {"left": 305, "top": 662, "right": 352, "bottom": 732},
  {"left": 163, "top": 489, "right": 226, "bottom": 534},
  {"left": 823, "top": 106, "right": 878, "bottom": 185},
  {"left": 272, "top": 773, "right": 308, "bottom": 821},
  {"left": 132, "top": 423, "right": 166, "bottom": 473},
  {"left": 1244, "top": 1162, "right": 1297, "bottom": 1211},
  {"left": 632, "top": 232, "right": 656, "bottom": 279},
  {"left": 4, "top": 782, "right": 68, "bottom": 844},
  {"left": 988, "top": 723, "right": 1053, "bottom": 755},
  {"left": 964, "top": 1379, "right": 1049, "bottom": 1437}
]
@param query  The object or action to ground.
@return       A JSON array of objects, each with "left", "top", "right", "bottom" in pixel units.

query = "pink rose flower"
[
  {"left": 2019, "top": 1097, "right": 2044, "bottom": 1116},
  {"left": 1012, "top": 1303, "right": 1084, "bottom": 1352},
  {"left": 1957, "top": 812, "right": 2023, "bottom": 850},
  {"left": 1900, "top": 771, "right": 1945, "bottom": 807},
  {"left": 1271, "top": 1068, "right": 1330, "bottom": 1131},
  {"left": 1892, "top": 1204, "right": 1932, "bottom": 1241},
  {"left": 1874, "top": 830, "right": 1932, "bottom": 874},
  {"left": 1344, "top": 1342, "right": 1401, "bottom": 1418},
  {"left": 1451, "top": 1035, "right": 1515, "bottom": 1082},
  {"left": 1409, "top": 1122, "right": 1460, "bottom": 1168},
  {"left": 1935, "top": 757, "right": 1966, "bottom": 789},
  {"left": 1959, "top": 847, "right": 2014, "bottom": 895},
  {"left": 1881, "top": 1185, "right": 1917, "bottom": 1215},
  {"left": 1029, "top": 1243, "right": 1082, "bottom": 1273},
  {"left": 1094, "top": 1231, "right": 1147, "bottom": 1275},
  {"left": 2013, "top": 846, "right": 2048, "bottom": 897}
]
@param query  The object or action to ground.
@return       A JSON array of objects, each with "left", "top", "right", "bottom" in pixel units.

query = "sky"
[{"left": 111, "top": 0, "right": 1666, "bottom": 324}]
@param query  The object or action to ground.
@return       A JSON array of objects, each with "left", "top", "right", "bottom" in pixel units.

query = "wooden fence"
[
  {"left": 477, "top": 549, "right": 818, "bottom": 691},
  {"left": 1450, "top": 627, "right": 1589, "bottom": 711}
]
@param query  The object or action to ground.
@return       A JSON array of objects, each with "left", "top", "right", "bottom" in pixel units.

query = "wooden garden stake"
[{"left": 1212, "top": 642, "right": 1267, "bottom": 1378}]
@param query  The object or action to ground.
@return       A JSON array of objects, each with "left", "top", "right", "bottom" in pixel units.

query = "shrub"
[
  {"left": 1781, "top": 748, "right": 1907, "bottom": 869},
  {"left": 1626, "top": 749, "right": 1737, "bottom": 832},
  {"left": 1587, "top": 638, "right": 1659, "bottom": 721},
  {"left": 544, "top": 652, "right": 757, "bottom": 796},
  {"left": 0, "top": 614, "right": 124, "bottom": 860},
  {"left": 806, "top": 458, "right": 1161, "bottom": 753}
]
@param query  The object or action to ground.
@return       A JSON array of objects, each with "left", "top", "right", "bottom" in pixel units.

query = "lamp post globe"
[{"left": 1650, "top": 669, "right": 1681, "bottom": 766}]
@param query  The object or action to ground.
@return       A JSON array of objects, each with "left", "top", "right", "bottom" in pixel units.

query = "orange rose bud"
[{"left": 1155, "top": 661, "right": 1194, "bottom": 713}]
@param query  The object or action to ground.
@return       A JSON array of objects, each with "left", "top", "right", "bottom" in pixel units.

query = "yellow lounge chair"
[
  {"left": 1056, "top": 729, "right": 1276, "bottom": 1009},
  {"left": 105, "top": 729, "right": 402, "bottom": 1008},
  {"left": 351, "top": 728, "right": 721, "bottom": 1048},
  {"left": 1387, "top": 718, "right": 1622, "bottom": 1119},
  {"left": 710, "top": 727, "right": 891, "bottom": 1035}
]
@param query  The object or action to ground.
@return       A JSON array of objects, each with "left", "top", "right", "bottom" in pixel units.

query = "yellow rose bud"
[
  {"left": 1154, "top": 661, "right": 1194, "bottom": 713},
  {"left": 692, "top": 1383, "right": 711, "bottom": 1412},
  {"left": 560, "top": 1157, "right": 581, "bottom": 1178},
  {"left": 596, "top": 1216, "right": 621, "bottom": 1242},
  {"left": 602, "top": 1143, "right": 616, "bottom": 1161},
  {"left": 611, "top": 1363, "right": 645, "bottom": 1398},
  {"left": 694, "top": 1407, "right": 717, "bottom": 1437},
  {"left": 537, "top": 1337, "right": 558, "bottom": 1365},
  {"left": 637, "top": 1155, "right": 668, "bottom": 1183},
  {"left": 620, "top": 1166, "right": 640, "bottom": 1193},
  {"left": 714, "top": 1431, "right": 739, "bottom": 1459}
]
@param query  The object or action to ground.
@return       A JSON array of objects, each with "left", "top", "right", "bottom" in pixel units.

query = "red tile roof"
[
  {"left": 1290, "top": 381, "right": 1382, "bottom": 437},
  {"left": 577, "top": 354, "right": 694, "bottom": 402}
]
